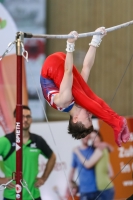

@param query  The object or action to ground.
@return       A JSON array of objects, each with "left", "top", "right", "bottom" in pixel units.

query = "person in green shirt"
[
  {"left": 74, "top": 130, "right": 115, "bottom": 200},
  {"left": 0, "top": 105, "right": 56, "bottom": 200}
]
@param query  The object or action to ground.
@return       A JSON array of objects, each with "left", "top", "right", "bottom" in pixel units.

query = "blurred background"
[{"left": 0, "top": 0, "right": 133, "bottom": 199}]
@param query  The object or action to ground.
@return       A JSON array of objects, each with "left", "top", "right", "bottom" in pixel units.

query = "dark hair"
[
  {"left": 68, "top": 115, "right": 94, "bottom": 139},
  {"left": 13, "top": 105, "right": 31, "bottom": 117}
]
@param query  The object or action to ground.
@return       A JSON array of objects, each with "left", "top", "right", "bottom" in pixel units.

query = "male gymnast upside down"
[{"left": 40, "top": 27, "right": 130, "bottom": 147}]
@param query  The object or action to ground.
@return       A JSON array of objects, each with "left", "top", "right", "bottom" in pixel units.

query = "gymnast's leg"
[
  {"left": 72, "top": 70, "right": 130, "bottom": 144},
  {"left": 73, "top": 66, "right": 119, "bottom": 118},
  {"left": 71, "top": 75, "right": 126, "bottom": 146}
]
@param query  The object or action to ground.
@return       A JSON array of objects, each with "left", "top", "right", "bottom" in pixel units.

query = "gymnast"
[{"left": 40, "top": 27, "right": 130, "bottom": 147}]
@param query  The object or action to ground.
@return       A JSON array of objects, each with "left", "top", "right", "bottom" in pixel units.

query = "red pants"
[{"left": 41, "top": 52, "right": 126, "bottom": 143}]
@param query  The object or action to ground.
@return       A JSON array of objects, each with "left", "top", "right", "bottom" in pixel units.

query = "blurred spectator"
[
  {"left": 53, "top": 180, "right": 79, "bottom": 200},
  {"left": 74, "top": 130, "right": 115, "bottom": 200},
  {"left": 0, "top": 105, "right": 56, "bottom": 200},
  {"left": 68, "top": 135, "right": 101, "bottom": 200}
]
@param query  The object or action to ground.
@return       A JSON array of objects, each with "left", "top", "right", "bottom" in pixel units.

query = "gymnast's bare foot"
[
  {"left": 114, "top": 117, "right": 130, "bottom": 147},
  {"left": 121, "top": 118, "right": 130, "bottom": 143}
]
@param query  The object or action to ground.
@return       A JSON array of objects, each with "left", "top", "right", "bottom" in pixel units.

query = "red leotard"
[{"left": 40, "top": 52, "right": 129, "bottom": 146}]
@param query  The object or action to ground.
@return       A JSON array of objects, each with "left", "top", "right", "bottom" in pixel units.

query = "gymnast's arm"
[
  {"left": 54, "top": 52, "right": 74, "bottom": 107},
  {"left": 81, "top": 27, "right": 107, "bottom": 82},
  {"left": 54, "top": 31, "right": 78, "bottom": 108},
  {"left": 81, "top": 46, "right": 97, "bottom": 83}
]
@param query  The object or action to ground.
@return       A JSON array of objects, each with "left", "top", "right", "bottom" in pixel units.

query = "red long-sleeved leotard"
[{"left": 40, "top": 52, "right": 129, "bottom": 146}]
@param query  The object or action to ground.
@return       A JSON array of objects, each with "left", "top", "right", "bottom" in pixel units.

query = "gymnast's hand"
[
  {"left": 67, "top": 30, "right": 78, "bottom": 43},
  {"left": 95, "top": 26, "right": 107, "bottom": 38},
  {"left": 89, "top": 27, "right": 107, "bottom": 47}
]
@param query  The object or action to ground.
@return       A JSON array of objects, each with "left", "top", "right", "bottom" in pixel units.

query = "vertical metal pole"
[{"left": 15, "top": 32, "right": 24, "bottom": 200}]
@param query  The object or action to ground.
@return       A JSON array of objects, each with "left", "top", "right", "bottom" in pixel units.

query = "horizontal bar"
[{"left": 23, "top": 20, "right": 133, "bottom": 39}]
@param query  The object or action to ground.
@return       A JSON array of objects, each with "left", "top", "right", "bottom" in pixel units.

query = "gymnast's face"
[{"left": 76, "top": 108, "right": 92, "bottom": 128}]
